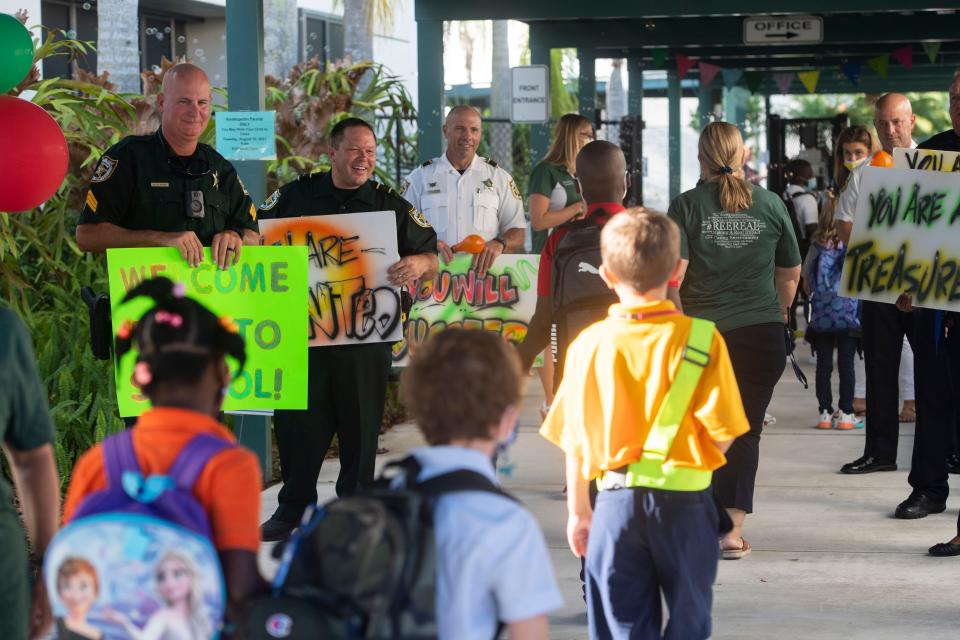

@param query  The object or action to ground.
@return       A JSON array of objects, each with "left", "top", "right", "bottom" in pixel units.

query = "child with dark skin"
[{"left": 63, "top": 278, "right": 265, "bottom": 632}]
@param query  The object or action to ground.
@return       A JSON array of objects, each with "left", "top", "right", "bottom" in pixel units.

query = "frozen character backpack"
[{"left": 44, "top": 430, "right": 230, "bottom": 640}]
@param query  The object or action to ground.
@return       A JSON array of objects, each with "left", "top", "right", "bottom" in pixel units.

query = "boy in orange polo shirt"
[
  {"left": 541, "top": 211, "right": 749, "bottom": 640},
  {"left": 63, "top": 277, "right": 263, "bottom": 621}
]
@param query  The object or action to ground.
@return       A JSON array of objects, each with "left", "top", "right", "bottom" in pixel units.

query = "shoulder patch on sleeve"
[
  {"left": 260, "top": 189, "right": 280, "bottom": 211},
  {"left": 485, "top": 157, "right": 500, "bottom": 168},
  {"left": 91, "top": 155, "right": 119, "bottom": 183},
  {"left": 420, "top": 159, "right": 433, "bottom": 167},
  {"left": 509, "top": 178, "right": 521, "bottom": 201},
  {"left": 409, "top": 205, "right": 431, "bottom": 229}
]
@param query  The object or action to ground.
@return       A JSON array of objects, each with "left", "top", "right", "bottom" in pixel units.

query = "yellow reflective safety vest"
[{"left": 599, "top": 317, "right": 715, "bottom": 492}]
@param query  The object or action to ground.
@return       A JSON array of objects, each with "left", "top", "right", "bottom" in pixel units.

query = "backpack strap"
[
  {"left": 102, "top": 429, "right": 140, "bottom": 488},
  {"left": 166, "top": 434, "right": 234, "bottom": 492},
  {"left": 415, "top": 469, "right": 518, "bottom": 503}
]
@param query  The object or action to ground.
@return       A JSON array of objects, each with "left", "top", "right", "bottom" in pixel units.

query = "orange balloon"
[
  {"left": 870, "top": 150, "right": 894, "bottom": 168},
  {"left": 452, "top": 234, "right": 486, "bottom": 254}
]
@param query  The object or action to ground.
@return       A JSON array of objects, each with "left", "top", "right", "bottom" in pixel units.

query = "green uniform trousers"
[
  {"left": 0, "top": 513, "right": 29, "bottom": 640},
  {"left": 273, "top": 342, "right": 392, "bottom": 521}
]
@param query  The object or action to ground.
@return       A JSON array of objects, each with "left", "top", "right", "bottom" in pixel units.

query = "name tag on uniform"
[{"left": 150, "top": 182, "right": 169, "bottom": 188}]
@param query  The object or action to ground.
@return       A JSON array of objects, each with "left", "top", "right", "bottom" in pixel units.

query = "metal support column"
[
  {"left": 698, "top": 80, "right": 712, "bottom": 129},
  {"left": 578, "top": 47, "right": 597, "bottom": 128},
  {"left": 627, "top": 59, "right": 643, "bottom": 117},
  {"left": 226, "top": 0, "right": 271, "bottom": 479},
  {"left": 529, "top": 24, "right": 551, "bottom": 164},
  {"left": 416, "top": 19, "right": 444, "bottom": 162},
  {"left": 667, "top": 68, "right": 681, "bottom": 202}
]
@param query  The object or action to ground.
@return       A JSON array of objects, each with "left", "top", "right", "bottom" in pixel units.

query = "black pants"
[
  {"left": 860, "top": 301, "right": 914, "bottom": 462},
  {"left": 712, "top": 323, "right": 786, "bottom": 514},
  {"left": 273, "top": 343, "right": 391, "bottom": 522},
  {"left": 908, "top": 310, "right": 959, "bottom": 504},
  {"left": 814, "top": 332, "right": 857, "bottom": 414}
]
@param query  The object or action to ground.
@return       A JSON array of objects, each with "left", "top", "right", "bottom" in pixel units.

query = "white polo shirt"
[
  {"left": 410, "top": 446, "right": 563, "bottom": 640},
  {"left": 835, "top": 141, "right": 917, "bottom": 224},
  {"left": 402, "top": 154, "right": 527, "bottom": 246}
]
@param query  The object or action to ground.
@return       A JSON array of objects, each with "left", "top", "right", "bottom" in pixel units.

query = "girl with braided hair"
[{"left": 63, "top": 277, "right": 265, "bottom": 629}]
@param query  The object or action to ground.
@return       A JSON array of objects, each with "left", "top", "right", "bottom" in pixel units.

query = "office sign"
[
  {"left": 743, "top": 16, "right": 823, "bottom": 45},
  {"left": 511, "top": 65, "right": 549, "bottom": 123}
]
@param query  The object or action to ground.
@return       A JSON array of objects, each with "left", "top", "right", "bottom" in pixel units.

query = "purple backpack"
[
  {"left": 809, "top": 242, "right": 861, "bottom": 333},
  {"left": 44, "top": 430, "right": 232, "bottom": 639}
]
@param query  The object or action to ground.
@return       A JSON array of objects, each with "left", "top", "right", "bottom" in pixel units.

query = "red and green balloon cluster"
[{"left": 0, "top": 13, "right": 69, "bottom": 212}]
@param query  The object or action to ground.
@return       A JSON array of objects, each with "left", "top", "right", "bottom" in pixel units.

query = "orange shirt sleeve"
[
  {"left": 690, "top": 328, "right": 751, "bottom": 444},
  {"left": 62, "top": 446, "right": 108, "bottom": 523},
  {"left": 197, "top": 448, "right": 263, "bottom": 553}
]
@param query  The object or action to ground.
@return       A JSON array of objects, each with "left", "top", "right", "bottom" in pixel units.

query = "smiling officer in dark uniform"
[
  {"left": 76, "top": 63, "right": 258, "bottom": 268},
  {"left": 258, "top": 117, "right": 438, "bottom": 541}
]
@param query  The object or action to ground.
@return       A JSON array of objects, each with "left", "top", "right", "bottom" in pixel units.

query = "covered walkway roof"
[{"left": 413, "top": 1, "right": 960, "bottom": 198}]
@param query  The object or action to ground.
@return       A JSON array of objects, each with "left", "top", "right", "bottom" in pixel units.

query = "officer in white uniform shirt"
[{"left": 403, "top": 105, "right": 527, "bottom": 274}]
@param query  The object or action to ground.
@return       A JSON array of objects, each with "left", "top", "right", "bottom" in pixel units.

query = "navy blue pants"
[
  {"left": 814, "top": 332, "right": 858, "bottom": 414},
  {"left": 585, "top": 487, "right": 720, "bottom": 640}
]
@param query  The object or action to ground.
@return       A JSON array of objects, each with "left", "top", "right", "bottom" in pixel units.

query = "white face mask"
[{"left": 843, "top": 157, "right": 867, "bottom": 172}]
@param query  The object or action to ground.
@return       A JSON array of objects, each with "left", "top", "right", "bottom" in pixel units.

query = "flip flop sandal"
[{"left": 722, "top": 537, "right": 752, "bottom": 560}]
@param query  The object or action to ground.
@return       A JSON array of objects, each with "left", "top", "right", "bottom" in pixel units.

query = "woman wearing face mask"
[
  {"left": 827, "top": 126, "right": 915, "bottom": 422},
  {"left": 667, "top": 122, "right": 801, "bottom": 559}
]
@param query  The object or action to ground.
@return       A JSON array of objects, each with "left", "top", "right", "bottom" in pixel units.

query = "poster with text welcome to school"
[
  {"left": 840, "top": 166, "right": 960, "bottom": 312},
  {"left": 107, "top": 246, "right": 308, "bottom": 417},
  {"left": 391, "top": 254, "right": 542, "bottom": 366}
]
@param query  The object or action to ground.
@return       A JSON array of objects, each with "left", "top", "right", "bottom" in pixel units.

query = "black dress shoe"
[
  {"left": 929, "top": 542, "right": 960, "bottom": 556},
  {"left": 840, "top": 455, "right": 897, "bottom": 474},
  {"left": 894, "top": 494, "right": 947, "bottom": 519},
  {"left": 947, "top": 453, "right": 960, "bottom": 475},
  {"left": 261, "top": 515, "right": 297, "bottom": 542}
]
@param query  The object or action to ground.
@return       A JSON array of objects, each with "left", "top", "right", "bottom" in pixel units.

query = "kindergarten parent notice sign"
[
  {"left": 107, "top": 246, "right": 308, "bottom": 417},
  {"left": 840, "top": 166, "right": 960, "bottom": 312}
]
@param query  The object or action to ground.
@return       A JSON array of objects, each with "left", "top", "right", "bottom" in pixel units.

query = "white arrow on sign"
[{"left": 743, "top": 16, "right": 823, "bottom": 45}]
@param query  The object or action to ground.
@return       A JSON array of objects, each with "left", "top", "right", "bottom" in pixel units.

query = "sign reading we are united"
[{"left": 840, "top": 167, "right": 960, "bottom": 312}]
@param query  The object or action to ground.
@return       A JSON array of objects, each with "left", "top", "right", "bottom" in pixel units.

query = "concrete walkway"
[{"left": 259, "top": 363, "right": 960, "bottom": 639}]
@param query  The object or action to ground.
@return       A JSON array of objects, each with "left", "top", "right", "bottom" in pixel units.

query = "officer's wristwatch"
[{"left": 491, "top": 236, "right": 506, "bottom": 250}]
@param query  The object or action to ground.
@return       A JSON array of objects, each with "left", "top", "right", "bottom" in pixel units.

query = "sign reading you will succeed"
[{"left": 840, "top": 167, "right": 960, "bottom": 312}]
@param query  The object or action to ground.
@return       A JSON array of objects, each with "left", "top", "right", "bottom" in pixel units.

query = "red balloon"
[{"left": 0, "top": 96, "right": 69, "bottom": 212}]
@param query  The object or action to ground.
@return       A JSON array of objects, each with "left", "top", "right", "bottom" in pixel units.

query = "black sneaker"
[{"left": 260, "top": 515, "right": 297, "bottom": 542}]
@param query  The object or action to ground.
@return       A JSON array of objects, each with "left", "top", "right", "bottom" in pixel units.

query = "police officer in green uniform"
[
  {"left": 76, "top": 63, "right": 258, "bottom": 268},
  {"left": 259, "top": 117, "right": 438, "bottom": 541}
]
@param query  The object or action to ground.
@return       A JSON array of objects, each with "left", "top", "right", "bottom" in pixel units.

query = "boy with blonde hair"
[{"left": 541, "top": 210, "right": 749, "bottom": 639}]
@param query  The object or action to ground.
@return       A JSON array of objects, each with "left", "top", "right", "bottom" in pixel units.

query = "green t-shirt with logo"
[
  {"left": 667, "top": 182, "right": 801, "bottom": 333},
  {"left": 527, "top": 161, "right": 581, "bottom": 210}
]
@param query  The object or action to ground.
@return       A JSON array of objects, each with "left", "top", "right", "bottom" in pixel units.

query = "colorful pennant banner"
[
  {"left": 867, "top": 54, "right": 889, "bottom": 78},
  {"left": 922, "top": 42, "right": 941, "bottom": 64},
  {"left": 675, "top": 53, "right": 697, "bottom": 80},
  {"left": 721, "top": 68, "right": 743, "bottom": 88},
  {"left": 797, "top": 70, "right": 820, "bottom": 94},
  {"left": 890, "top": 45, "right": 913, "bottom": 70},
  {"left": 773, "top": 72, "right": 794, "bottom": 94},
  {"left": 698, "top": 61, "right": 721, "bottom": 87},
  {"left": 840, "top": 61, "right": 861, "bottom": 87}
]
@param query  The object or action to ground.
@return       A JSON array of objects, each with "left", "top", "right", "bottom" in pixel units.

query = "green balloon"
[{"left": 0, "top": 14, "right": 35, "bottom": 94}]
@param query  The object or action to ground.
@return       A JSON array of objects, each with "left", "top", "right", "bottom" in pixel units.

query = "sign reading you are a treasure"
[{"left": 840, "top": 166, "right": 960, "bottom": 312}]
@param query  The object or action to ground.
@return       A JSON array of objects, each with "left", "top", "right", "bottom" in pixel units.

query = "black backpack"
[
  {"left": 245, "top": 456, "right": 515, "bottom": 640},
  {"left": 782, "top": 190, "right": 815, "bottom": 259},
  {"left": 550, "top": 212, "right": 618, "bottom": 389}
]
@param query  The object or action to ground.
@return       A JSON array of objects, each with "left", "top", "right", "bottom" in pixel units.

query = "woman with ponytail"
[
  {"left": 63, "top": 277, "right": 264, "bottom": 621},
  {"left": 667, "top": 122, "right": 802, "bottom": 559}
]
